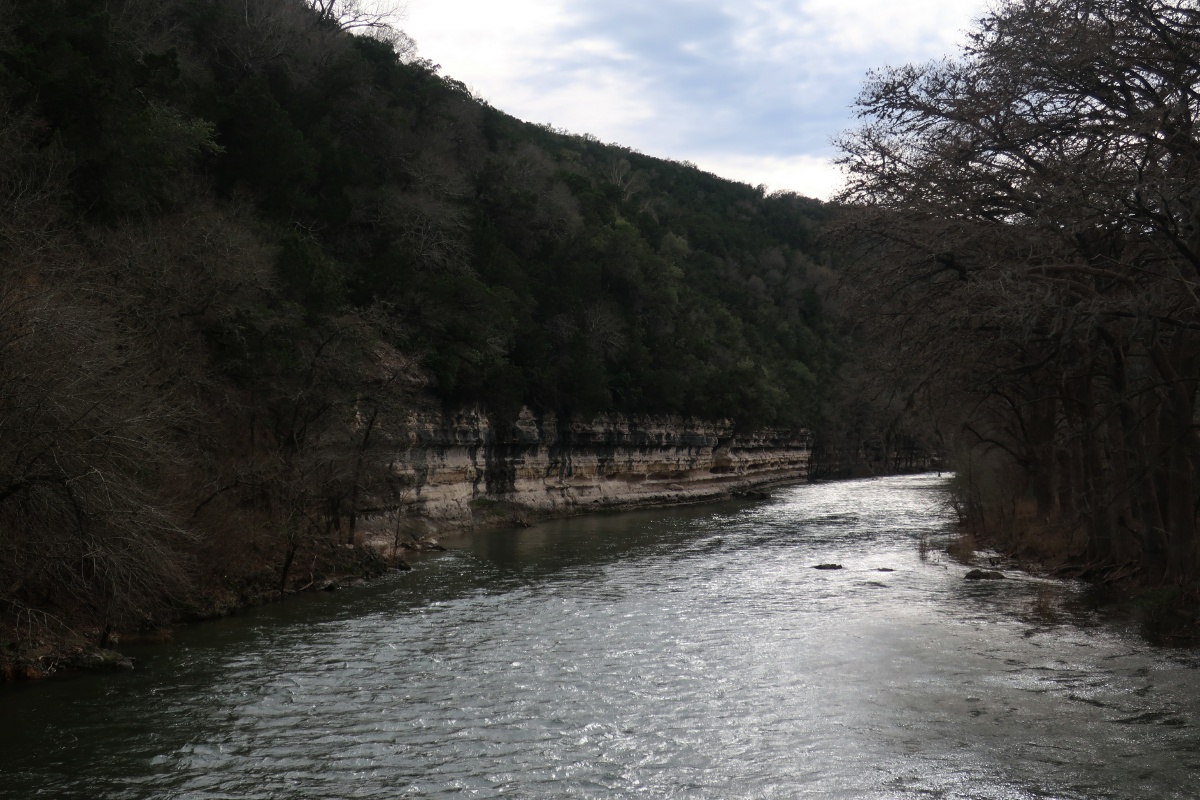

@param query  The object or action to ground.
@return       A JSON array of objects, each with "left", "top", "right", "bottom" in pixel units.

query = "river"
[{"left": 2, "top": 474, "right": 1199, "bottom": 798}]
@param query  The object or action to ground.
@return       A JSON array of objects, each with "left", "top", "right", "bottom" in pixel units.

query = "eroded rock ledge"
[{"left": 369, "top": 407, "right": 811, "bottom": 535}]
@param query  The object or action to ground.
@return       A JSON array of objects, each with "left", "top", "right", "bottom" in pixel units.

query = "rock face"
[{"left": 378, "top": 407, "right": 811, "bottom": 530}]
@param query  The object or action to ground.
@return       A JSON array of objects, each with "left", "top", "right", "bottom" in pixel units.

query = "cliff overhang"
[{"left": 363, "top": 407, "right": 812, "bottom": 542}]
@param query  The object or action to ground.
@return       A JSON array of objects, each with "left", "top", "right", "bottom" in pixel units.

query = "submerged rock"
[
  {"left": 397, "top": 537, "right": 447, "bottom": 553},
  {"left": 68, "top": 649, "right": 134, "bottom": 673},
  {"left": 814, "top": 563, "right": 844, "bottom": 570},
  {"left": 965, "top": 569, "right": 1006, "bottom": 580}
]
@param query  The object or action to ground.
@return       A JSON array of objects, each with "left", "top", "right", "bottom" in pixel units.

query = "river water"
[{"left": 3, "top": 474, "right": 1200, "bottom": 798}]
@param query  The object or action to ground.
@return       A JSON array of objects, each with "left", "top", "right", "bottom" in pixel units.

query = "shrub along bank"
[{"left": 0, "top": 0, "right": 837, "bottom": 677}]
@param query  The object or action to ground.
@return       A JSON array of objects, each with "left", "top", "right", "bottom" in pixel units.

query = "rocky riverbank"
[
  {"left": 360, "top": 408, "right": 812, "bottom": 547},
  {"left": 2, "top": 409, "right": 812, "bottom": 683}
]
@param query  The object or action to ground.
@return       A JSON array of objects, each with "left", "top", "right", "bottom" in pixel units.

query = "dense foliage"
[
  {"left": 4, "top": 0, "right": 834, "bottom": 426},
  {"left": 0, "top": 0, "right": 833, "bottom": 651}
]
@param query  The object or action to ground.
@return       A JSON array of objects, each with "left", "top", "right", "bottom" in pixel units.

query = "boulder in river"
[
  {"left": 399, "top": 537, "right": 446, "bottom": 553},
  {"left": 814, "top": 563, "right": 844, "bottom": 570},
  {"left": 68, "top": 649, "right": 134, "bottom": 673},
  {"left": 965, "top": 569, "right": 1006, "bottom": 580}
]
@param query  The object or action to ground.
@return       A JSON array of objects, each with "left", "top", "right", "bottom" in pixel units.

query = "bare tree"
[
  {"left": 836, "top": 0, "right": 1200, "bottom": 583},
  {"left": 307, "top": 0, "right": 413, "bottom": 52}
]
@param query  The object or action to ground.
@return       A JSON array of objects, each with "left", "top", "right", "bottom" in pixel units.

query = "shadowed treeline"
[
  {"left": 835, "top": 0, "right": 1200, "bottom": 587},
  {"left": 0, "top": 0, "right": 838, "bottom": 669}
]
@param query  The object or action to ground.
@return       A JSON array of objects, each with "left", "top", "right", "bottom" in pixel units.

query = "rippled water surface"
[{"left": 4, "top": 475, "right": 1200, "bottom": 798}]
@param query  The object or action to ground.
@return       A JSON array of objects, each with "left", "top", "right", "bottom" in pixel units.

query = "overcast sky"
[{"left": 399, "top": 0, "right": 990, "bottom": 200}]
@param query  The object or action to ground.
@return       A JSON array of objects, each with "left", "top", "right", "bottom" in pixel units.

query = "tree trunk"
[{"left": 1029, "top": 392, "right": 1058, "bottom": 522}]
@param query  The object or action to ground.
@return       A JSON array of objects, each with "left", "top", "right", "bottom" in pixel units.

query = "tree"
[
  {"left": 836, "top": 0, "right": 1200, "bottom": 584},
  {"left": 307, "top": 0, "right": 415, "bottom": 54},
  {"left": 0, "top": 105, "right": 194, "bottom": 639}
]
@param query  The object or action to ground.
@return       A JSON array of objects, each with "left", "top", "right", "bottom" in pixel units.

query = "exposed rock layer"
[{"left": 375, "top": 408, "right": 811, "bottom": 532}]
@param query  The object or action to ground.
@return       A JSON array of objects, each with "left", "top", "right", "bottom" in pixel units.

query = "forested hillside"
[
  {"left": 0, "top": 0, "right": 835, "bottom": 663},
  {"left": 4, "top": 0, "right": 836, "bottom": 424}
]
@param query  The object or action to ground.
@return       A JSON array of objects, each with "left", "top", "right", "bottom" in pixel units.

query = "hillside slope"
[{"left": 0, "top": 0, "right": 837, "bottom": 672}]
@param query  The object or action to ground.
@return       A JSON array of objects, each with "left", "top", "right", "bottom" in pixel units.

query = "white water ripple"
[{"left": 2, "top": 474, "right": 1199, "bottom": 799}]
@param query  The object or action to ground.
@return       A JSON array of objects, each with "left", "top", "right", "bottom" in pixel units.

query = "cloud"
[
  {"left": 734, "top": 0, "right": 978, "bottom": 60},
  {"left": 400, "top": 0, "right": 988, "bottom": 198},
  {"left": 399, "top": 0, "right": 577, "bottom": 93},
  {"left": 689, "top": 152, "right": 845, "bottom": 200}
]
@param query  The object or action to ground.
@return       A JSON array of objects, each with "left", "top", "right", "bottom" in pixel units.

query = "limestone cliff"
[{"left": 370, "top": 407, "right": 811, "bottom": 534}]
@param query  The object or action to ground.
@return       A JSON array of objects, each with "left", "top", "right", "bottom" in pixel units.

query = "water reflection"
[{"left": 2, "top": 475, "right": 1200, "bottom": 799}]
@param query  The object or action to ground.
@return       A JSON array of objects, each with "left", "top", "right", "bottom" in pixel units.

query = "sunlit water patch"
[{"left": 3, "top": 475, "right": 1199, "bottom": 798}]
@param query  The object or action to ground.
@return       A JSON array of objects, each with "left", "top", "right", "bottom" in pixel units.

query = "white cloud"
[
  {"left": 401, "top": 0, "right": 576, "bottom": 93},
  {"left": 690, "top": 152, "right": 844, "bottom": 200},
  {"left": 399, "top": 0, "right": 988, "bottom": 198},
  {"left": 499, "top": 69, "right": 663, "bottom": 147},
  {"left": 732, "top": 0, "right": 979, "bottom": 61}
]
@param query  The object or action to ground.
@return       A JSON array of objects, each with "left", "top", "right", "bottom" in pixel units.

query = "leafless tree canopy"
[
  {"left": 307, "top": 0, "right": 414, "bottom": 53},
  {"left": 836, "top": 0, "right": 1200, "bottom": 584}
]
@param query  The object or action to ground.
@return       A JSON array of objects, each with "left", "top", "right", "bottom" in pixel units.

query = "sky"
[{"left": 397, "top": 0, "right": 990, "bottom": 200}]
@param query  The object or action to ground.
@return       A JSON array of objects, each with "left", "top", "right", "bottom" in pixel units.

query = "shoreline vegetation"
[
  {"left": 2, "top": 475, "right": 818, "bottom": 683},
  {"left": 940, "top": 473, "right": 1200, "bottom": 647},
  {"left": 835, "top": 0, "right": 1200, "bottom": 619},
  {"left": 9, "top": 0, "right": 1200, "bottom": 683},
  {"left": 0, "top": 0, "right": 853, "bottom": 684},
  {"left": 11, "top": 462, "right": 1193, "bottom": 685}
]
